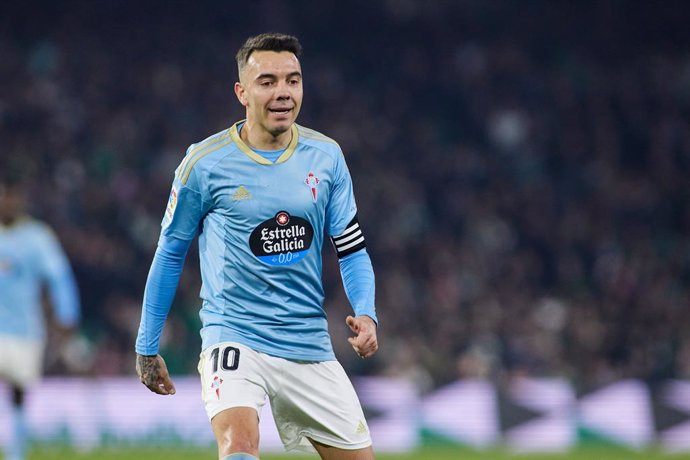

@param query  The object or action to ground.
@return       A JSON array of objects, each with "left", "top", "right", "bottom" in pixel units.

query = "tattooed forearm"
[{"left": 136, "top": 354, "right": 161, "bottom": 387}]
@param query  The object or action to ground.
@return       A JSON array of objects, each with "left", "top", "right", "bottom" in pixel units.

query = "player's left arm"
[
  {"left": 346, "top": 313, "right": 378, "bottom": 359},
  {"left": 339, "top": 249, "right": 378, "bottom": 358},
  {"left": 327, "top": 149, "right": 378, "bottom": 358}
]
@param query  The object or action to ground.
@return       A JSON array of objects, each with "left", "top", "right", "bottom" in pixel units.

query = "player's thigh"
[
  {"left": 198, "top": 342, "right": 269, "bottom": 453},
  {"left": 0, "top": 335, "right": 43, "bottom": 388},
  {"left": 211, "top": 406, "right": 261, "bottom": 454},
  {"left": 310, "top": 440, "right": 375, "bottom": 460}
]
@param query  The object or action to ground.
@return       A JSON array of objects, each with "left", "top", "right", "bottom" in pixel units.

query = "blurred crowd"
[{"left": 2, "top": 0, "right": 690, "bottom": 391}]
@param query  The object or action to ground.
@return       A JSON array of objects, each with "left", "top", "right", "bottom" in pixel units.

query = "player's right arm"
[
  {"left": 135, "top": 154, "right": 211, "bottom": 394},
  {"left": 135, "top": 233, "right": 191, "bottom": 395},
  {"left": 136, "top": 353, "right": 176, "bottom": 395}
]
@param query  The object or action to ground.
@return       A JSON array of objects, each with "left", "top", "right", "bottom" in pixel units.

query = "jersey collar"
[{"left": 230, "top": 121, "right": 298, "bottom": 165}]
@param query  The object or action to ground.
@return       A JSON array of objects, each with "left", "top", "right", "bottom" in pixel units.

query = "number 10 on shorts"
[{"left": 210, "top": 345, "right": 240, "bottom": 372}]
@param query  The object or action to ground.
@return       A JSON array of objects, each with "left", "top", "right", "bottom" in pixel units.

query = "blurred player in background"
[
  {"left": 136, "top": 33, "right": 378, "bottom": 459},
  {"left": 0, "top": 172, "right": 81, "bottom": 460}
]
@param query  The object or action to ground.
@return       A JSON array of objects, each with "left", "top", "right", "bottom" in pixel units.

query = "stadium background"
[{"left": 2, "top": 0, "right": 690, "bottom": 457}]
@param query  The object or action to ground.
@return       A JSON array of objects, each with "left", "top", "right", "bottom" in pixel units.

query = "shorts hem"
[
  {"left": 207, "top": 403, "right": 260, "bottom": 422},
  {"left": 285, "top": 432, "right": 372, "bottom": 452}
]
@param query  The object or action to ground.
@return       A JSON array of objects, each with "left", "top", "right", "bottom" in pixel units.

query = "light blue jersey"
[
  {"left": 137, "top": 121, "right": 376, "bottom": 361},
  {"left": 0, "top": 217, "right": 80, "bottom": 340}
]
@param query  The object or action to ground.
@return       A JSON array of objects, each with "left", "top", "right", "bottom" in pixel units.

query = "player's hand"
[
  {"left": 346, "top": 315, "right": 378, "bottom": 359},
  {"left": 136, "top": 353, "right": 176, "bottom": 395}
]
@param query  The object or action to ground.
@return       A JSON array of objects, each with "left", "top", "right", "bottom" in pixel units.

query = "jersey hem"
[{"left": 201, "top": 335, "right": 336, "bottom": 363}]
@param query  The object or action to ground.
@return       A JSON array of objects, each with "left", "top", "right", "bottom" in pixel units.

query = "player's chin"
[{"left": 268, "top": 120, "right": 294, "bottom": 135}]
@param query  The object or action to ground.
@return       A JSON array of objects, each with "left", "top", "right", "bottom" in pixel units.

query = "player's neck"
[{"left": 241, "top": 120, "right": 292, "bottom": 151}]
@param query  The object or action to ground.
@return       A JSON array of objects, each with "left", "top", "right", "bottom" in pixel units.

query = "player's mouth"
[{"left": 268, "top": 107, "right": 293, "bottom": 116}]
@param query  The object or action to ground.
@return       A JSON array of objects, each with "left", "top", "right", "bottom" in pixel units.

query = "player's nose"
[{"left": 275, "top": 82, "right": 292, "bottom": 100}]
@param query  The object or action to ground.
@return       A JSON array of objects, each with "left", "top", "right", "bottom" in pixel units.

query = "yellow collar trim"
[{"left": 230, "top": 121, "right": 298, "bottom": 165}]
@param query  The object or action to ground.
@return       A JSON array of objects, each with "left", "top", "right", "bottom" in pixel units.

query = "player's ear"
[{"left": 234, "top": 82, "right": 248, "bottom": 107}]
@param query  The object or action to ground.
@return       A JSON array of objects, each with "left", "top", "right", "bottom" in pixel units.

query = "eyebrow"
[{"left": 255, "top": 71, "right": 302, "bottom": 81}]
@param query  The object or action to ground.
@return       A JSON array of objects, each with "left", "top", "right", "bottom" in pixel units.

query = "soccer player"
[
  {"left": 135, "top": 33, "right": 379, "bottom": 460},
  {"left": 0, "top": 174, "right": 81, "bottom": 460}
]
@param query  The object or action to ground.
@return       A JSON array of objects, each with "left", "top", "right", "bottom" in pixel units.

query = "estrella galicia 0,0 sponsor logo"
[{"left": 249, "top": 211, "right": 314, "bottom": 266}]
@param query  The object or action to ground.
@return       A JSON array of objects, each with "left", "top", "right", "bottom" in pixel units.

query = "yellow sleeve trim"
[
  {"left": 297, "top": 125, "right": 339, "bottom": 145},
  {"left": 178, "top": 132, "right": 220, "bottom": 176},
  {"left": 178, "top": 130, "right": 233, "bottom": 184},
  {"left": 299, "top": 132, "right": 339, "bottom": 145}
]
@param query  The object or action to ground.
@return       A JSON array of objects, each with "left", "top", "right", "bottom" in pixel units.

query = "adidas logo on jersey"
[
  {"left": 232, "top": 186, "right": 252, "bottom": 201},
  {"left": 356, "top": 420, "right": 368, "bottom": 435}
]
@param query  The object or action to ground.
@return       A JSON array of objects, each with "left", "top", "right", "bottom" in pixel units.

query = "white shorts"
[
  {"left": 198, "top": 342, "right": 372, "bottom": 453},
  {"left": 0, "top": 335, "right": 44, "bottom": 388}
]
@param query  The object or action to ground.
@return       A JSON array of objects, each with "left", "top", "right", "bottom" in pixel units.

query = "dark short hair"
[{"left": 236, "top": 33, "right": 302, "bottom": 74}]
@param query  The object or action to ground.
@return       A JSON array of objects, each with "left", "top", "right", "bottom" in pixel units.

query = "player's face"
[{"left": 235, "top": 50, "right": 303, "bottom": 137}]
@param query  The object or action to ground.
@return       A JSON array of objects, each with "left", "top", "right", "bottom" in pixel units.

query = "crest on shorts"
[{"left": 211, "top": 375, "right": 224, "bottom": 399}]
